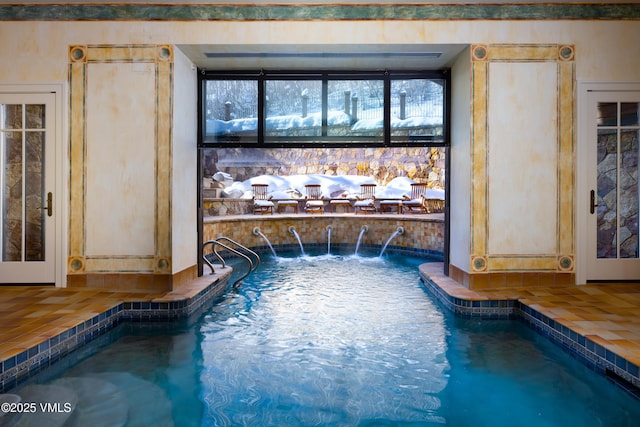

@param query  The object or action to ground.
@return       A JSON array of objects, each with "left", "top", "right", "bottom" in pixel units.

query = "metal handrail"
[
  {"left": 202, "top": 237, "right": 260, "bottom": 287},
  {"left": 216, "top": 237, "right": 260, "bottom": 271}
]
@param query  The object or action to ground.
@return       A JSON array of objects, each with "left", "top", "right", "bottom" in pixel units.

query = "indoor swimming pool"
[{"left": 4, "top": 251, "right": 640, "bottom": 426}]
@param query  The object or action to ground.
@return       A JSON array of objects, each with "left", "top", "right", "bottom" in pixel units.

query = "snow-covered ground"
[
  {"left": 215, "top": 173, "right": 444, "bottom": 201},
  {"left": 206, "top": 110, "right": 442, "bottom": 136}
]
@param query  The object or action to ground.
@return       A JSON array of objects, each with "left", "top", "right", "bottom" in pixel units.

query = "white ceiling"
[{"left": 178, "top": 44, "right": 469, "bottom": 71}]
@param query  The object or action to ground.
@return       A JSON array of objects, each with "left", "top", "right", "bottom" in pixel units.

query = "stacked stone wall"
[
  {"left": 203, "top": 146, "right": 446, "bottom": 188},
  {"left": 203, "top": 215, "right": 445, "bottom": 255}
]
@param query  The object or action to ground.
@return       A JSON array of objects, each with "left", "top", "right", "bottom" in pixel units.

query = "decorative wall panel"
[
  {"left": 470, "top": 44, "right": 575, "bottom": 274},
  {"left": 68, "top": 45, "right": 173, "bottom": 276}
]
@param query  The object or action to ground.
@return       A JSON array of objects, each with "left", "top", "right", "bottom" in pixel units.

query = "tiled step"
[
  {"left": 88, "top": 372, "right": 174, "bottom": 427},
  {"left": 8, "top": 373, "right": 174, "bottom": 427}
]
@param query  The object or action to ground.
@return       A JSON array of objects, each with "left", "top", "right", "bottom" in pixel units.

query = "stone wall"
[
  {"left": 204, "top": 198, "right": 253, "bottom": 217},
  {"left": 203, "top": 146, "right": 446, "bottom": 188},
  {"left": 203, "top": 215, "right": 445, "bottom": 257}
]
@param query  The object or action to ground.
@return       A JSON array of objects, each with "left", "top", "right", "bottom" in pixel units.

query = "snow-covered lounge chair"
[
  {"left": 304, "top": 184, "right": 325, "bottom": 214},
  {"left": 401, "top": 183, "right": 429, "bottom": 214},
  {"left": 252, "top": 183, "right": 275, "bottom": 215},
  {"left": 354, "top": 183, "right": 377, "bottom": 214}
]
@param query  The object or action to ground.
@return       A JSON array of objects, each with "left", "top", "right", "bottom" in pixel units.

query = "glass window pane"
[
  {"left": 26, "top": 104, "right": 45, "bottom": 129},
  {"left": 327, "top": 80, "right": 383, "bottom": 138},
  {"left": 1, "top": 104, "right": 22, "bottom": 129},
  {"left": 596, "top": 128, "right": 618, "bottom": 258},
  {"left": 204, "top": 80, "right": 258, "bottom": 142},
  {"left": 265, "top": 80, "right": 323, "bottom": 137},
  {"left": 621, "top": 102, "right": 640, "bottom": 126},
  {"left": 25, "top": 131, "right": 45, "bottom": 261},
  {"left": 390, "top": 79, "right": 444, "bottom": 141},
  {"left": 597, "top": 102, "right": 617, "bottom": 126},
  {"left": 619, "top": 128, "right": 638, "bottom": 258},
  {"left": 3, "top": 131, "right": 23, "bottom": 261}
]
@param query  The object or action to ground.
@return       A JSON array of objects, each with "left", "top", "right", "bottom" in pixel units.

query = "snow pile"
[
  {"left": 207, "top": 110, "right": 440, "bottom": 136},
  {"left": 221, "top": 174, "right": 444, "bottom": 201},
  {"left": 207, "top": 110, "right": 352, "bottom": 135}
]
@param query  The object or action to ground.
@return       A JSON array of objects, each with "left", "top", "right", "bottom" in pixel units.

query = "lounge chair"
[
  {"left": 354, "top": 183, "right": 377, "bottom": 214},
  {"left": 402, "top": 183, "right": 429, "bottom": 214},
  {"left": 304, "top": 184, "right": 325, "bottom": 214},
  {"left": 252, "top": 183, "right": 275, "bottom": 215}
]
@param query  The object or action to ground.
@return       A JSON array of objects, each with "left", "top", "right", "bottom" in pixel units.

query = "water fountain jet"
[
  {"left": 289, "top": 226, "right": 306, "bottom": 256},
  {"left": 253, "top": 227, "right": 277, "bottom": 257},
  {"left": 354, "top": 225, "right": 368, "bottom": 256},
  {"left": 326, "top": 225, "right": 333, "bottom": 255},
  {"left": 379, "top": 227, "right": 405, "bottom": 257}
]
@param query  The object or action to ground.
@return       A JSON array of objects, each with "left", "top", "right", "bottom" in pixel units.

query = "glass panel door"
[
  {"left": 0, "top": 94, "right": 55, "bottom": 283},
  {"left": 596, "top": 102, "right": 639, "bottom": 259},
  {"left": 587, "top": 92, "right": 640, "bottom": 280}
]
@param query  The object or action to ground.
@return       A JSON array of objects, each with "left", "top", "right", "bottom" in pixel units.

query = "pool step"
[
  {"left": 88, "top": 372, "right": 174, "bottom": 427},
  {"left": 6, "top": 373, "right": 173, "bottom": 426},
  {"left": 3, "top": 384, "right": 78, "bottom": 427}
]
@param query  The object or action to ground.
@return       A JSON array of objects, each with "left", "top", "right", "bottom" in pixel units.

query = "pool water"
[{"left": 8, "top": 252, "right": 640, "bottom": 426}]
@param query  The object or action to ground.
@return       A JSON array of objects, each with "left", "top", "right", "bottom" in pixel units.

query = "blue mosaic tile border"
[
  {"left": 519, "top": 304, "right": 640, "bottom": 391},
  {"left": 249, "top": 243, "right": 444, "bottom": 260},
  {"left": 420, "top": 272, "right": 518, "bottom": 319},
  {"left": 121, "top": 276, "right": 228, "bottom": 321},
  {"left": 0, "top": 275, "right": 230, "bottom": 393},
  {"left": 419, "top": 272, "right": 640, "bottom": 395},
  {"left": 0, "top": 307, "right": 122, "bottom": 393}
]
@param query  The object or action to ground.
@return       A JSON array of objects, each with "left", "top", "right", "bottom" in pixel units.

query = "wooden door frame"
[
  {"left": 0, "top": 82, "right": 67, "bottom": 287},
  {"left": 576, "top": 81, "right": 640, "bottom": 284}
]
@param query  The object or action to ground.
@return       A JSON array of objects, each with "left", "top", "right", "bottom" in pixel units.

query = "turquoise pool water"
[{"left": 7, "top": 252, "right": 640, "bottom": 426}]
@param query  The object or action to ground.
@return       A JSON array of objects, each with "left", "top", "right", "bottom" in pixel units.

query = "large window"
[{"left": 199, "top": 70, "right": 449, "bottom": 147}]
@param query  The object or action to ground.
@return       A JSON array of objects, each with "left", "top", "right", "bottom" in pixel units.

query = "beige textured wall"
[
  {"left": 2, "top": 20, "right": 639, "bottom": 81},
  {"left": 172, "top": 47, "right": 199, "bottom": 275},
  {"left": 1, "top": 19, "right": 639, "bottom": 285},
  {"left": 487, "top": 61, "right": 559, "bottom": 256},
  {"left": 84, "top": 61, "right": 156, "bottom": 257},
  {"left": 469, "top": 44, "right": 576, "bottom": 275},
  {"left": 449, "top": 47, "right": 472, "bottom": 273}
]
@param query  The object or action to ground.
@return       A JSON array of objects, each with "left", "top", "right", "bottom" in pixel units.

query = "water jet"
[
  {"left": 253, "top": 227, "right": 277, "bottom": 257},
  {"left": 380, "top": 227, "right": 405, "bottom": 257},
  {"left": 354, "top": 225, "right": 368, "bottom": 256},
  {"left": 289, "top": 226, "right": 306, "bottom": 256}
]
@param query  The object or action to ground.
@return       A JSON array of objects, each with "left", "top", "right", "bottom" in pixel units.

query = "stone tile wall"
[{"left": 203, "top": 215, "right": 445, "bottom": 256}]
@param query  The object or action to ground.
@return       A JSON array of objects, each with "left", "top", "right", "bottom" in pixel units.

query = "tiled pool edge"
[
  {"left": 419, "top": 269, "right": 640, "bottom": 395},
  {"left": 249, "top": 242, "right": 444, "bottom": 260},
  {"left": 7, "top": 251, "right": 636, "bottom": 398},
  {"left": 0, "top": 274, "right": 231, "bottom": 393},
  {"left": 1, "top": 247, "right": 438, "bottom": 394}
]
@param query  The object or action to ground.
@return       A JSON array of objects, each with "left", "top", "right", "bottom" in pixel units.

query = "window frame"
[{"left": 198, "top": 69, "right": 450, "bottom": 148}]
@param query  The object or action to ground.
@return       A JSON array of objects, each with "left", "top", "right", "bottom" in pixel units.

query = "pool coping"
[
  {"left": 419, "top": 263, "right": 640, "bottom": 394},
  {"left": 3, "top": 256, "right": 638, "bottom": 399},
  {"left": 2, "top": 247, "right": 440, "bottom": 394},
  {"left": 0, "top": 268, "right": 233, "bottom": 393}
]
